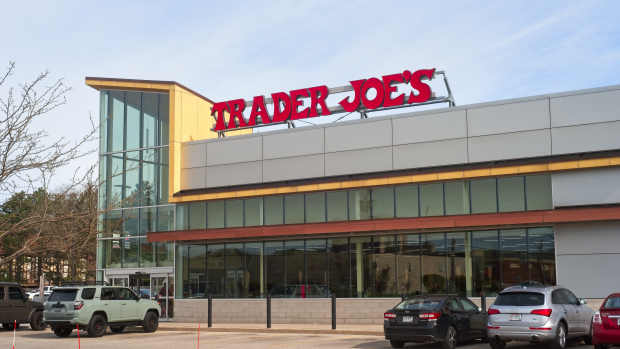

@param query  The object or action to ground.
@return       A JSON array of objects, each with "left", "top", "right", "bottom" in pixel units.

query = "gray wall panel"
[
  {"left": 325, "top": 147, "right": 392, "bottom": 176},
  {"left": 468, "top": 99, "right": 550, "bottom": 137},
  {"left": 552, "top": 168, "right": 620, "bottom": 207},
  {"left": 468, "top": 129, "right": 551, "bottom": 163},
  {"left": 551, "top": 89, "right": 620, "bottom": 127},
  {"left": 393, "top": 138, "right": 468, "bottom": 169},
  {"left": 206, "top": 137, "right": 262, "bottom": 166},
  {"left": 325, "top": 119, "right": 392, "bottom": 152},
  {"left": 551, "top": 120, "right": 620, "bottom": 155},
  {"left": 181, "top": 143, "right": 207, "bottom": 169},
  {"left": 555, "top": 221, "right": 620, "bottom": 298},
  {"left": 263, "top": 128, "right": 324, "bottom": 159},
  {"left": 205, "top": 162, "right": 262, "bottom": 188},
  {"left": 392, "top": 110, "right": 466, "bottom": 145},
  {"left": 556, "top": 222, "right": 620, "bottom": 255},
  {"left": 556, "top": 254, "right": 620, "bottom": 298},
  {"left": 263, "top": 154, "right": 325, "bottom": 182},
  {"left": 180, "top": 167, "right": 206, "bottom": 191}
]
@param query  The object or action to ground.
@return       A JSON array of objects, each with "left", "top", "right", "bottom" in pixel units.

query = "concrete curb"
[{"left": 158, "top": 326, "right": 383, "bottom": 336}]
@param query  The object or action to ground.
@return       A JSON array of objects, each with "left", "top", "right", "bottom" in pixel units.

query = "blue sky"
[{"left": 2, "top": 0, "right": 620, "bottom": 190}]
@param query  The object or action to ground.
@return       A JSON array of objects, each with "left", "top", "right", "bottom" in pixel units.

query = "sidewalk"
[{"left": 158, "top": 322, "right": 384, "bottom": 336}]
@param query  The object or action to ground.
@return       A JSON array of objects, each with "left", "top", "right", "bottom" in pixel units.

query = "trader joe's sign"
[{"left": 212, "top": 68, "right": 437, "bottom": 131}]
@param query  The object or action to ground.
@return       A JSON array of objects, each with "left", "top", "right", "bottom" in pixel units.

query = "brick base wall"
[{"left": 173, "top": 297, "right": 602, "bottom": 324}]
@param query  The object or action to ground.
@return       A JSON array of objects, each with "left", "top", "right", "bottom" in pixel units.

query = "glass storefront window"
[
  {"left": 397, "top": 234, "right": 421, "bottom": 295},
  {"left": 500, "top": 229, "right": 527, "bottom": 288},
  {"left": 122, "top": 237, "right": 139, "bottom": 268},
  {"left": 124, "top": 151, "right": 140, "bottom": 207},
  {"left": 370, "top": 236, "right": 397, "bottom": 296},
  {"left": 104, "top": 239, "right": 121, "bottom": 269},
  {"left": 528, "top": 227, "right": 556, "bottom": 285},
  {"left": 157, "top": 206, "right": 174, "bottom": 232},
  {"left": 187, "top": 244, "right": 207, "bottom": 298},
  {"left": 445, "top": 181, "right": 470, "bottom": 215},
  {"left": 139, "top": 207, "right": 156, "bottom": 235},
  {"left": 264, "top": 196, "right": 283, "bottom": 226},
  {"left": 372, "top": 187, "right": 394, "bottom": 219},
  {"left": 350, "top": 237, "right": 371, "bottom": 297},
  {"left": 245, "top": 242, "right": 262, "bottom": 297},
  {"left": 126, "top": 92, "right": 140, "bottom": 151},
  {"left": 155, "top": 242, "right": 174, "bottom": 267},
  {"left": 285, "top": 240, "right": 305, "bottom": 296},
  {"left": 326, "top": 191, "right": 348, "bottom": 222},
  {"left": 175, "top": 204, "right": 188, "bottom": 230},
  {"left": 306, "top": 239, "right": 328, "bottom": 297},
  {"left": 99, "top": 92, "right": 108, "bottom": 154},
  {"left": 158, "top": 148, "right": 169, "bottom": 204},
  {"left": 446, "top": 232, "right": 467, "bottom": 294},
  {"left": 470, "top": 178, "right": 498, "bottom": 214},
  {"left": 526, "top": 174, "right": 552, "bottom": 210},
  {"left": 420, "top": 183, "right": 444, "bottom": 217},
  {"left": 123, "top": 208, "right": 139, "bottom": 237},
  {"left": 225, "top": 199, "right": 243, "bottom": 227},
  {"left": 207, "top": 201, "right": 224, "bottom": 229},
  {"left": 284, "top": 194, "right": 304, "bottom": 224},
  {"left": 142, "top": 93, "right": 158, "bottom": 149},
  {"left": 225, "top": 243, "right": 244, "bottom": 298},
  {"left": 422, "top": 233, "right": 446, "bottom": 293},
  {"left": 498, "top": 176, "right": 525, "bottom": 212},
  {"left": 327, "top": 238, "right": 350, "bottom": 297},
  {"left": 264, "top": 241, "right": 284, "bottom": 296},
  {"left": 395, "top": 184, "right": 419, "bottom": 218},
  {"left": 110, "top": 154, "right": 124, "bottom": 207},
  {"left": 305, "top": 192, "right": 326, "bottom": 223},
  {"left": 110, "top": 91, "right": 124, "bottom": 152},
  {"left": 142, "top": 149, "right": 157, "bottom": 206},
  {"left": 159, "top": 94, "right": 169, "bottom": 146},
  {"left": 189, "top": 202, "right": 206, "bottom": 230},
  {"left": 349, "top": 189, "right": 371, "bottom": 221},
  {"left": 206, "top": 244, "right": 224, "bottom": 297},
  {"left": 471, "top": 230, "right": 500, "bottom": 295},
  {"left": 139, "top": 237, "right": 155, "bottom": 267},
  {"left": 244, "top": 197, "right": 263, "bottom": 227}
]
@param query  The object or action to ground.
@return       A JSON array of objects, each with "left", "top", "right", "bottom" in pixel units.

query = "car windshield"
[
  {"left": 604, "top": 297, "right": 620, "bottom": 309},
  {"left": 48, "top": 289, "right": 78, "bottom": 302},
  {"left": 495, "top": 292, "right": 544, "bottom": 306},
  {"left": 395, "top": 298, "right": 442, "bottom": 311}
]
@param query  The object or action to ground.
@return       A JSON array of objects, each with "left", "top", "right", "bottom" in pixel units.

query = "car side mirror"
[{"left": 579, "top": 299, "right": 587, "bottom": 305}]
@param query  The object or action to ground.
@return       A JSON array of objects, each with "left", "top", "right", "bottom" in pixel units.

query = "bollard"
[
  {"left": 266, "top": 294, "right": 272, "bottom": 329},
  {"left": 208, "top": 295, "right": 213, "bottom": 328},
  {"left": 480, "top": 292, "right": 486, "bottom": 313},
  {"left": 331, "top": 294, "right": 336, "bottom": 330}
]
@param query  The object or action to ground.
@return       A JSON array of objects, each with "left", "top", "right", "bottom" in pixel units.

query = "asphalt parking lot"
[{"left": 0, "top": 327, "right": 594, "bottom": 349}]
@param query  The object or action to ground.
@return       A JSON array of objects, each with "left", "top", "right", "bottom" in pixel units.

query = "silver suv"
[
  {"left": 44, "top": 285, "right": 161, "bottom": 337},
  {"left": 487, "top": 284, "right": 594, "bottom": 349}
]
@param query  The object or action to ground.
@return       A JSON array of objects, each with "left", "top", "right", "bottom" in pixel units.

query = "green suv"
[
  {"left": 0, "top": 282, "right": 45, "bottom": 331},
  {"left": 43, "top": 285, "right": 161, "bottom": 337}
]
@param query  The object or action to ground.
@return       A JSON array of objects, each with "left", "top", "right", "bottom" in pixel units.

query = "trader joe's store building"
[{"left": 87, "top": 75, "right": 620, "bottom": 323}]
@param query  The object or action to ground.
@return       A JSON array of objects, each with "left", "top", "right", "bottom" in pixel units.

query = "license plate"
[
  {"left": 402, "top": 316, "right": 413, "bottom": 323},
  {"left": 510, "top": 314, "right": 521, "bottom": 321}
]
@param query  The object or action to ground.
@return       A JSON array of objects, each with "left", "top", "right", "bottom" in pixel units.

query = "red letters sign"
[{"left": 212, "top": 68, "right": 436, "bottom": 131}]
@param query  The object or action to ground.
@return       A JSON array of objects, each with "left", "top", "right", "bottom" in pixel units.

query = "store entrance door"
[{"left": 151, "top": 274, "right": 174, "bottom": 320}]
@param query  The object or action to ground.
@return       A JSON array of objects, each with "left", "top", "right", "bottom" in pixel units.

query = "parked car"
[
  {"left": 486, "top": 284, "right": 593, "bottom": 349},
  {"left": 592, "top": 293, "right": 620, "bottom": 349},
  {"left": 0, "top": 282, "right": 46, "bottom": 331},
  {"left": 27, "top": 286, "right": 54, "bottom": 300},
  {"left": 383, "top": 295, "right": 487, "bottom": 349},
  {"left": 43, "top": 285, "right": 161, "bottom": 337}
]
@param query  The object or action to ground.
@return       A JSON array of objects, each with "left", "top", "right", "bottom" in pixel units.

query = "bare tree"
[{"left": 0, "top": 61, "right": 98, "bottom": 268}]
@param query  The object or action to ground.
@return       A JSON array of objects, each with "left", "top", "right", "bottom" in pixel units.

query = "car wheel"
[
  {"left": 87, "top": 314, "right": 107, "bottom": 337},
  {"left": 110, "top": 326, "right": 125, "bottom": 333},
  {"left": 29, "top": 311, "right": 45, "bottom": 331},
  {"left": 53, "top": 327, "right": 73, "bottom": 337},
  {"left": 143, "top": 311, "right": 159, "bottom": 333},
  {"left": 552, "top": 322, "right": 567, "bottom": 349},
  {"left": 488, "top": 337, "right": 506, "bottom": 349},
  {"left": 389, "top": 340, "right": 405, "bottom": 348},
  {"left": 442, "top": 326, "right": 457, "bottom": 349}
]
